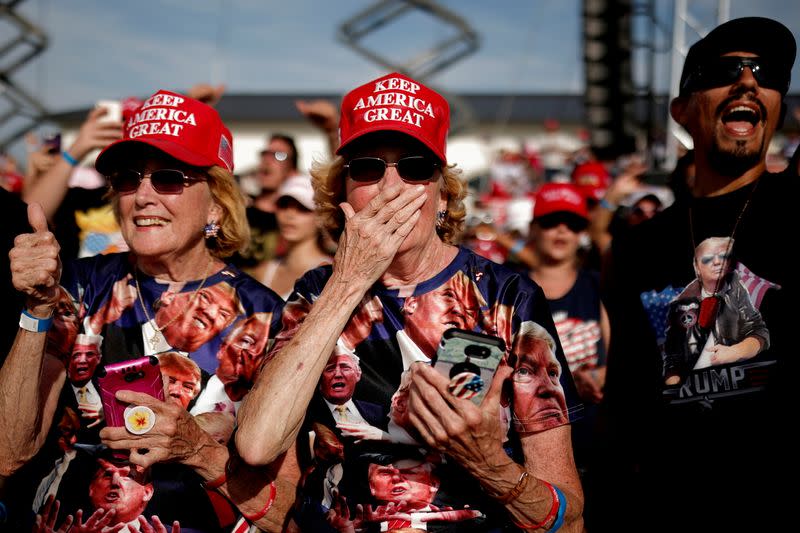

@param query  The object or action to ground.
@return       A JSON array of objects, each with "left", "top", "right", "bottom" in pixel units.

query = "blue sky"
[{"left": 11, "top": 0, "right": 800, "bottom": 113}]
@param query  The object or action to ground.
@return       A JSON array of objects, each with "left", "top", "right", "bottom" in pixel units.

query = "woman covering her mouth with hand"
[{"left": 238, "top": 73, "right": 585, "bottom": 532}]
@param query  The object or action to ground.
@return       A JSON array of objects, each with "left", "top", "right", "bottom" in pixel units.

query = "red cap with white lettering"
[
  {"left": 533, "top": 183, "right": 589, "bottom": 220},
  {"left": 571, "top": 161, "right": 610, "bottom": 201},
  {"left": 95, "top": 89, "right": 234, "bottom": 175},
  {"left": 336, "top": 72, "right": 450, "bottom": 163}
]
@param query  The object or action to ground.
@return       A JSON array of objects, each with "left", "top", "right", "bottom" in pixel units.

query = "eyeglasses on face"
[
  {"left": 109, "top": 168, "right": 207, "bottom": 194},
  {"left": 261, "top": 150, "right": 289, "bottom": 162},
  {"left": 344, "top": 156, "right": 441, "bottom": 183},
  {"left": 682, "top": 56, "right": 789, "bottom": 93}
]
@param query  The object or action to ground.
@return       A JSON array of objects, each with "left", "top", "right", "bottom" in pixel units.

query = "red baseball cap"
[
  {"left": 336, "top": 72, "right": 450, "bottom": 163},
  {"left": 571, "top": 161, "right": 610, "bottom": 201},
  {"left": 95, "top": 89, "right": 234, "bottom": 175},
  {"left": 533, "top": 183, "right": 589, "bottom": 220}
]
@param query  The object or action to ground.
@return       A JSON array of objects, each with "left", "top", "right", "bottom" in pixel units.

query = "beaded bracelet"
[
  {"left": 511, "top": 480, "right": 560, "bottom": 530},
  {"left": 242, "top": 481, "right": 277, "bottom": 522}
]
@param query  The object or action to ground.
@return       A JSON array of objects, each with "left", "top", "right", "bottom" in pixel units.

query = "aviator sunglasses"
[
  {"left": 109, "top": 169, "right": 207, "bottom": 194},
  {"left": 698, "top": 252, "right": 731, "bottom": 265},
  {"left": 344, "top": 156, "right": 441, "bottom": 183},
  {"left": 681, "top": 56, "right": 789, "bottom": 94}
]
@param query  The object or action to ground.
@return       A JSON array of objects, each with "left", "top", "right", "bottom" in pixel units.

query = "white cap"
[
  {"left": 74, "top": 333, "right": 103, "bottom": 348},
  {"left": 277, "top": 174, "right": 315, "bottom": 211}
]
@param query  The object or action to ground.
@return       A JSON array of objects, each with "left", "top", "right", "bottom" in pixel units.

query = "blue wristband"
[
  {"left": 62, "top": 150, "right": 79, "bottom": 167},
  {"left": 509, "top": 238, "right": 527, "bottom": 256},
  {"left": 599, "top": 197, "right": 616, "bottom": 211},
  {"left": 19, "top": 309, "right": 53, "bottom": 333},
  {"left": 549, "top": 485, "right": 567, "bottom": 532}
]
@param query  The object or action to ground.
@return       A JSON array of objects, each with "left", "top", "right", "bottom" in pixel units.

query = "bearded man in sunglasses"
[
  {"left": 598, "top": 17, "right": 798, "bottom": 532},
  {"left": 0, "top": 90, "right": 294, "bottom": 531},
  {"left": 239, "top": 72, "right": 584, "bottom": 532}
]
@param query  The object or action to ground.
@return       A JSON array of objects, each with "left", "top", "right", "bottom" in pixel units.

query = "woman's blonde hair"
[
  {"left": 310, "top": 156, "right": 466, "bottom": 244},
  {"left": 110, "top": 165, "right": 249, "bottom": 259},
  {"left": 205, "top": 166, "right": 250, "bottom": 258}
]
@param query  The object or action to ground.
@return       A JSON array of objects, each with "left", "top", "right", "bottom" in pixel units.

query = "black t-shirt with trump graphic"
[
  {"left": 4, "top": 252, "right": 283, "bottom": 533},
  {"left": 278, "top": 246, "right": 581, "bottom": 532},
  {"left": 599, "top": 171, "right": 798, "bottom": 531}
]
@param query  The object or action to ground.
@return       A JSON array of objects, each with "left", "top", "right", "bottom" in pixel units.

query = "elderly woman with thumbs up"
[{"left": 0, "top": 90, "right": 292, "bottom": 532}]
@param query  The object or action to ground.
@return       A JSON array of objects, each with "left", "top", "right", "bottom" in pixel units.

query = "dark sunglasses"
[
  {"left": 535, "top": 213, "right": 588, "bottom": 233},
  {"left": 682, "top": 56, "right": 789, "bottom": 94},
  {"left": 344, "top": 156, "right": 440, "bottom": 183},
  {"left": 698, "top": 252, "right": 731, "bottom": 265},
  {"left": 109, "top": 169, "right": 207, "bottom": 194}
]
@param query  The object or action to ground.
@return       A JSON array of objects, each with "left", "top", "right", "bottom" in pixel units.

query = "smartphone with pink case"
[{"left": 96, "top": 356, "right": 165, "bottom": 429}]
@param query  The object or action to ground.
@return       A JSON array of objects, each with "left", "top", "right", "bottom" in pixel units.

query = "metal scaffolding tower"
[
  {"left": 665, "top": 0, "right": 730, "bottom": 169},
  {"left": 337, "top": 0, "right": 480, "bottom": 132},
  {"left": 0, "top": 0, "right": 49, "bottom": 152}
]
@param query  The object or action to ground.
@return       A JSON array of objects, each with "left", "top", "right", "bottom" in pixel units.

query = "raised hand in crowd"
[
  {"left": 23, "top": 107, "right": 123, "bottom": 220},
  {"left": 187, "top": 83, "right": 226, "bottom": 107},
  {"left": 589, "top": 158, "right": 648, "bottom": 252},
  {"left": 296, "top": 98, "right": 339, "bottom": 156}
]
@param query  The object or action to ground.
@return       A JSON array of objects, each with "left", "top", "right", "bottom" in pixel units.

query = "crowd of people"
[{"left": 0, "top": 15, "right": 797, "bottom": 533}]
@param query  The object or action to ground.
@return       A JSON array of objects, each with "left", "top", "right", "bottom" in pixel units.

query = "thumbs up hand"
[{"left": 9, "top": 203, "right": 63, "bottom": 316}]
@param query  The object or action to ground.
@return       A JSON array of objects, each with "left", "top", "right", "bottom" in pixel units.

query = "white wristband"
[{"left": 19, "top": 310, "right": 54, "bottom": 333}]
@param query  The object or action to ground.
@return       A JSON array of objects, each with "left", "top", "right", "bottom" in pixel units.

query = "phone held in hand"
[
  {"left": 433, "top": 328, "right": 506, "bottom": 405},
  {"left": 42, "top": 133, "right": 61, "bottom": 154},
  {"left": 95, "top": 99, "right": 123, "bottom": 123},
  {"left": 96, "top": 356, "right": 165, "bottom": 429}
]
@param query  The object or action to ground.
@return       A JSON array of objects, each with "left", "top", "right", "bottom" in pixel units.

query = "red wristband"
[
  {"left": 204, "top": 471, "right": 227, "bottom": 490},
  {"left": 242, "top": 481, "right": 277, "bottom": 523},
  {"left": 512, "top": 480, "right": 560, "bottom": 530}
]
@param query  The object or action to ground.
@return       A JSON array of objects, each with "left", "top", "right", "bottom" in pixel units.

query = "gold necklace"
[{"left": 134, "top": 258, "right": 214, "bottom": 351}]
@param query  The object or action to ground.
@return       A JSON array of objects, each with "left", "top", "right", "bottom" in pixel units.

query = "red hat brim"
[
  {"left": 336, "top": 122, "right": 447, "bottom": 164},
  {"left": 95, "top": 137, "right": 218, "bottom": 176}
]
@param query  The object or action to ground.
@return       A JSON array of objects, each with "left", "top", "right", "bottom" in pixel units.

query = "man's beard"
[
  {"left": 708, "top": 90, "right": 767, "bottom": 177},
  {"left": 708, "top": 135, "right": 764, "bottom": 177}
]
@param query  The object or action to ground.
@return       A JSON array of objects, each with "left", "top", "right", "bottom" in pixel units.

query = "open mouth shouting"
[{"left": 719, "top": 99, "right": 765, "bottom": 137}]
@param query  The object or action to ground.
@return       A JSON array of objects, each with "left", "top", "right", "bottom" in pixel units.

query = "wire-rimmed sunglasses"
[
  {"left": 344, "top": 156, "right": 441, "bottom": 183},
  {"left": 109, "top": 169, "right": 207, "bottom": 194}
]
